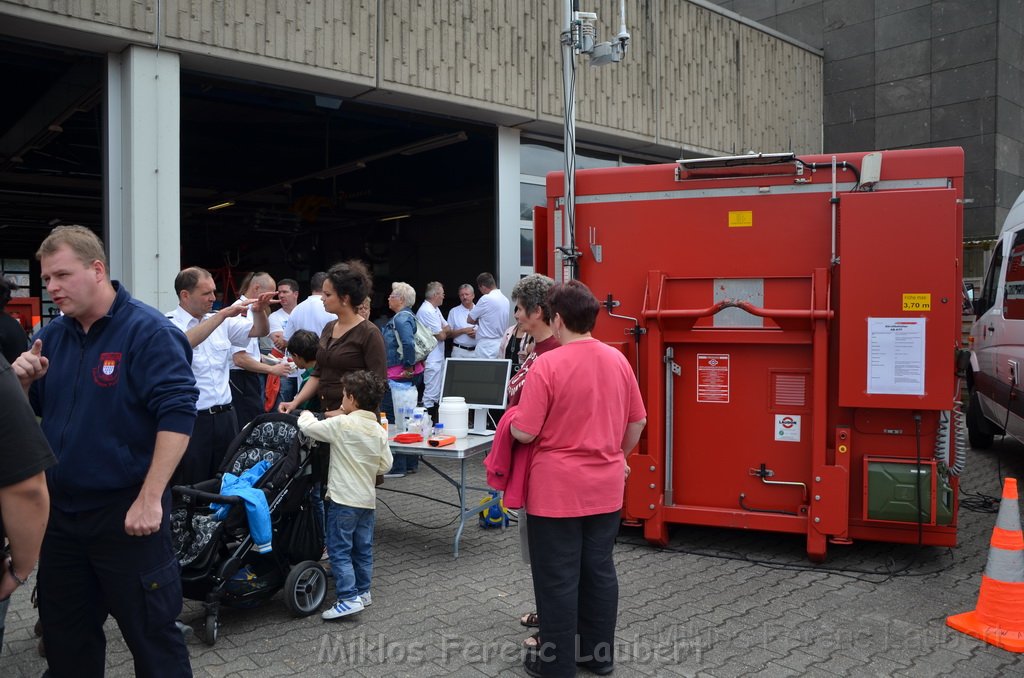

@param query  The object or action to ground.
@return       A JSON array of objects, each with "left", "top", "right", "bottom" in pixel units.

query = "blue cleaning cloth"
[{"left": 212, "top": 459, "right": 273, "bottom": 553}]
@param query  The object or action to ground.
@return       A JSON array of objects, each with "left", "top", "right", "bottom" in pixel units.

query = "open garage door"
[{"left": 0, "top": 37, "right": 497, "bottom": 321}]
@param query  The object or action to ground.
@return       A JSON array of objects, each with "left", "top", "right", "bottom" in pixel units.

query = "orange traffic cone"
[{"left": 947, "top": 477, "right": 1024, "bottom": 652}]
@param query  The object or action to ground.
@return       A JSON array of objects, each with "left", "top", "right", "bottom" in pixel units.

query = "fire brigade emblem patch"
[{"left": 93, "top": 352, "right": 122, "bottom": 387}]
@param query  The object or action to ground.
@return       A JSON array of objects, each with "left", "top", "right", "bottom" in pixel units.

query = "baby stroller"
[{"left": 171, "top": 412, "right": 327, "bottom": 645}]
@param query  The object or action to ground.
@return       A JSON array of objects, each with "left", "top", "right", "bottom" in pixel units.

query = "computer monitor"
[{"left": 440, "top": 358, "right": 512, "bottom": 435}]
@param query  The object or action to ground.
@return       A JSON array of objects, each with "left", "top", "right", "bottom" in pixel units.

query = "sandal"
[
  {"left": 522, "top": 631, "right": 540, "bottom": 649},
  {"left": 519, "top": 611, "right": 540, "bottom": 628}
]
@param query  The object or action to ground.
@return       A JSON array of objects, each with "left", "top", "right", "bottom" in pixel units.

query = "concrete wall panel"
[
  {"left": 739, "top": 26, "right": 823, "bottom": 153},
  {"left": 380, "top": 0, "right": 536, "bottom": 114},
  {"left": 4, "top": 0, "right": 154, "bottom": 32},
  {"left": 162, "top": 0, "right": 376, "bottom": 78},
  {"left": 656, "top": 1, "right": 741, "bottom": 153},
  {"left": 875, "top": 40, "right": 930, "bottom": 82}
]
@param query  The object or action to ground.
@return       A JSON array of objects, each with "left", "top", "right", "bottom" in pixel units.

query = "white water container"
[{"left": 438, "top": 397, "right": 470, "bottom": 438}]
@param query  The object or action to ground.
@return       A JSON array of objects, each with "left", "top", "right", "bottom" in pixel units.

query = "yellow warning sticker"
[
  {"left": 902, "top": 293, "right": 931, "bottom": 311},
  {"left": 728, "top": 210, "right": 753, "bottom": 228}
]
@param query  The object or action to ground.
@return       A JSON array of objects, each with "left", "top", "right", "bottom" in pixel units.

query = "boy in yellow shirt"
[{"left": 297, "top": 370, "right": 392, "bottom": 619}]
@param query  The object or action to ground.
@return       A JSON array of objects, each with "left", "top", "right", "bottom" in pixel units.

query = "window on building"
[
  {"left": 520, "top": 182, "right": 545, "bottom": 220},
  {"left": 520, "top": 227, "right": 534, "bottom": 267}
]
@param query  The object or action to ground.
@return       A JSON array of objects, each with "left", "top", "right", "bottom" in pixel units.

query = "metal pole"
[
  {"left": 562, "top": 0, "right": 577, "bottom": 281},
  {"left": 830, "top": 155, "right": 837, "bottom": 265},
  {"left": 664, "top": 347, "right": 677, "bottom": 506}
]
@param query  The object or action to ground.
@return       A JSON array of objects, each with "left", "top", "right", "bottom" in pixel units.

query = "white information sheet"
[{"left": 866, "top": 318, "right": 925, "bottom": 395}]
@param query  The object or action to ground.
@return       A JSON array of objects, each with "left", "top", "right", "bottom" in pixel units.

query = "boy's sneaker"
[
  {"left": 322, "top": 597, "right": 364, "bottom": 620},
  {"left": 358, "top": 592, "right": 372, "bottom": 607},
  {"left": 383, "top": 472, "right": 406, "bottom": 478}
]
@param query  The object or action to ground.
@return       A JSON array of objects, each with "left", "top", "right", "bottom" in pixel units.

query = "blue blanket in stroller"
[{"left": 212, "top": 460, "right": 273, "bottom": 553}]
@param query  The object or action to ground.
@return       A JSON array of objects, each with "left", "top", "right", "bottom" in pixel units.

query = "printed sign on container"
[{"left": 697, "top": 354, "right": 730, "bottom": 403}]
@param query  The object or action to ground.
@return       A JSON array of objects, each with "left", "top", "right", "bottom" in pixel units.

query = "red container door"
[
  {"left": 837, "top": 189, "right": 960, "bottom": 410},
  {"left": 673, "top": 343, "right": 813, "bottom": 518}
]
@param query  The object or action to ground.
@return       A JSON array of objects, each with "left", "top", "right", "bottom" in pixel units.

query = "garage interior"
[{"left": 0, "top": 37, "right": 498, "bottom": 319}]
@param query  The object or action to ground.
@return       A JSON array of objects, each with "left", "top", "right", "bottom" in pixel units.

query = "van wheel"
[{"left": 967, "top": 391, "right": 995, "bottom": 449}]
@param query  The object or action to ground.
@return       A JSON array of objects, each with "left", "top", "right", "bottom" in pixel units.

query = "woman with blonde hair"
[{"left": 380, "top": 281, "right": 422, "bottom": 476}]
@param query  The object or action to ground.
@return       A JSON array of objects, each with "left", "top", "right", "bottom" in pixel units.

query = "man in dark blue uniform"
[{"left": 13, "top": 225, "right": 198, "bottom": 677}]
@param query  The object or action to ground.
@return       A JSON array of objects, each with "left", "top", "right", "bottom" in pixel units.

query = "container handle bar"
[{"left": 643, "top": 299, "right": 833, "bottom": 320}]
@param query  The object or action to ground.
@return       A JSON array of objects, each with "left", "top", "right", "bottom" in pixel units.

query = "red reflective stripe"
[{"left": 992, "top": 527, "right": 1024, "bottom": 551}]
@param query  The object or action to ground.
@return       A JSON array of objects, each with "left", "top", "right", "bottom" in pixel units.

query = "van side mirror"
[{"left": 973, "top": 298, "right": 986, "bottom": 316}]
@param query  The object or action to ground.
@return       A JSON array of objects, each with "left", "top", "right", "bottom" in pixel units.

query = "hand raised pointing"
[{"left": 13, "top": 339, "right": 48, "bottom": 390}]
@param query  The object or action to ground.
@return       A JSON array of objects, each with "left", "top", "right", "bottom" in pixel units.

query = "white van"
[{"left": 967, "top": 190, "right": 1024, "bottom": 447}]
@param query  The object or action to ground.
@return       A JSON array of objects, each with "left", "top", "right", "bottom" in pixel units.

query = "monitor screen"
[{"left": 440, "top": 358, "right": 512, "bottom": 409}]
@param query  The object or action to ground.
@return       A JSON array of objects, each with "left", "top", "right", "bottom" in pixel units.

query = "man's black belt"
[
  {"left": 453, "top": 343, "right": 475, "bottom": 351},
  {"left": 198, "top": 404, "right": 233, "bottom": 415}
]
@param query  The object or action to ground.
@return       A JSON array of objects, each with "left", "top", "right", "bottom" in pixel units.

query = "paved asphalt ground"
[{"left": 6, "top": 438, "right": 1024, "bottom": 677}]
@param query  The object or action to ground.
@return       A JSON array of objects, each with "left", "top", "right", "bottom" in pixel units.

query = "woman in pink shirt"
[{"left": 511, "top": 280, "right": 647, "bottom": 678}]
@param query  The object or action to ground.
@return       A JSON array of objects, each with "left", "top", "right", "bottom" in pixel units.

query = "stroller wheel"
[
  {"left": 284, "top": 560, "right": 328, "bottom": 617},
  {"left": 203, "top": 614, "right": 219, "bottom": 646}
]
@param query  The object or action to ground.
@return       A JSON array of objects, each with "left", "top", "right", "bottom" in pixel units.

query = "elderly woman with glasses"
[
  {"left": 501, "top": 274, "right": 559, "bottom": 650},
  {"left": 506, "top": 274, "right": 557, "bottom": 407},
  {"left": 380, "top": 281, "right": 422, "bottom": 476}
]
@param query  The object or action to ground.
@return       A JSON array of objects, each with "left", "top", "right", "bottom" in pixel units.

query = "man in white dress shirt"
[
  {"left": 229, "top": 272, "right": 288, "bottom": 429},
  {"left": 416, "top": 281, "right": 450, "bottom": 410},
  {"left": 285, "top": 271, "right": 337, "bottom": 340},
  {"left": 167, "top": 267, "right": 274, "bottom": 483},
  {"left": 269, "top": 278, "right": 301, "bottom": 404},
  {"left": 447, "top": 283, "right": 477, "bottom": 359},
  {"left": 269, "top": 278, "right": 300, "bottom": 350},
  {"left": 467, "top": 272, "right": 510, "bottom": 359}
]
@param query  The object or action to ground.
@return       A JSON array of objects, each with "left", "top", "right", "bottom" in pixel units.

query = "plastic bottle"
[
  {"left": 379, "top": 412, "right": 389, "bottom": 433},
  {"left": 438, "top": 396, "right": 469, "bottom": 438},
  {"left": 432, "top": 422, "right": 445, "bottom": 437},
  {"left": 421, "top": 414, "right": 432, "bottom": 438},
  {"left": 412, "top": 413, "right": 423, "bottom": 436}
]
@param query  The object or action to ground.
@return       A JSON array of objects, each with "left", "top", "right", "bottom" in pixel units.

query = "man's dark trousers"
[
  {"left": 229, "top": 369, "right": 263, "bottom": 429},
  {"left": 38, "top": 490, "right": 191, "bottom": 677},
  {"left": 175, "top": 407, "right": 239, "bottom": 485}
]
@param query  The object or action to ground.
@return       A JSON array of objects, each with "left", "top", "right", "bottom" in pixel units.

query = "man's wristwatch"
[{"left": 7, "top": 559, "right": 28, "bottom": 586}]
